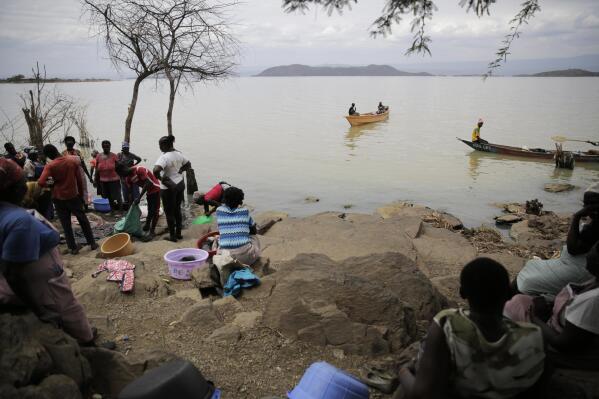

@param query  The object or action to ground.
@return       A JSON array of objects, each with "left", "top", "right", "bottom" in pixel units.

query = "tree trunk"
[
  {"left": 124, "top": 75, "right": 145, "bottom": 144},
  {"left": 22, "top": 90, "right": 43, "bottom": 151},
  {"left": 166, "top": 70, "right": 175, "bottom": 137}
]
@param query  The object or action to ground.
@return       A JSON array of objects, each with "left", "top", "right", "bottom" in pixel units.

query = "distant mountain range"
[
  {"left": 514, "top": 68, "right": 599, "bottom": 77},
  {"left": 255, "top": 64, "right": 432, "bottom": 77}
]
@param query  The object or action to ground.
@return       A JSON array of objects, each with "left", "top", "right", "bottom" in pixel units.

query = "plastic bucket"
[
  {"left": 93, "top": 197, "right": 111, "bottom": 213},
  {"left": 101, "top": 233, "right": 134, "bottom": 258},
  {"left": 164, "top": 248, "right": 209, "bottom": 280},
  {"left": 288, "top": 362, "right": 369, "bottom": 399}
]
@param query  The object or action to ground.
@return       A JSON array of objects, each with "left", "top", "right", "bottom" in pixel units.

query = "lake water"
[{"left": 1, "top": 77, "right": 598, "bottom": 226}]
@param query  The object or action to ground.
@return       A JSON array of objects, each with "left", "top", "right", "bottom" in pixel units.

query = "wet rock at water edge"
[
  {"left": 544, "top": 183, "right": 575, "bottom": 193},
  {"left": 495, "top": 214, "right": 523, "bottom": 225}
]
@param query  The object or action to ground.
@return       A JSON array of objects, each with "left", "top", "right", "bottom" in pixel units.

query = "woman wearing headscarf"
[
  {"left": 153, "top": 136, "right": 191, "bottom": 242},
  {"left": 0, "top": 158, "right": 93, "bottom": 343}
]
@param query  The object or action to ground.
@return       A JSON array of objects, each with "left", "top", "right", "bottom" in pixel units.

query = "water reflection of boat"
[
  {"left": 457, "top": 138, "right": 599, "bottom": 163},
  {"left": 345, "top": 110, "right": 389, "bottom": 126},
  {"left": 345, "top": 124, "right": 381, "bottom": 151}
]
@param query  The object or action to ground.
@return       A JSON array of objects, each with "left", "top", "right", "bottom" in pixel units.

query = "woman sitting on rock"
[
  {"left": 214, "top": 186, "right": 261, "bottom": 266},
  {"left": 514, "top": 184, "right": 599, "bottom": 299},
  {"left": 505, "top": 242, "right": 599, "bottom": 370},
  {"left": 0, "top": 158, "right": 94, "bottom": 344},
  {"left": 398, "top": 258, "right": 546, "bottom": 399}
]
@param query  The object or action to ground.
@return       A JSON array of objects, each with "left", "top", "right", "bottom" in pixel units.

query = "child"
[
  {"left": 193, "top": 181, "right": 229, "bottom": 216},
  {"left": 115, "top": 163, "right": 161, "bottom": 240}
]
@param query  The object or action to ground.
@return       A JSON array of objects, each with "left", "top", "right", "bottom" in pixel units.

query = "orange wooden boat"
[{"left": 345, "top": 109, "right": 389, "bottom": 126}]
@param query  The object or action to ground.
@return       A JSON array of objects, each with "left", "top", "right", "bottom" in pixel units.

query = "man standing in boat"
[
  {"left": 348, "top": 103, "right": 359, "bottom": 116},
  {"left": 472, "top": 118, "right": 487, "bottom": 144}
]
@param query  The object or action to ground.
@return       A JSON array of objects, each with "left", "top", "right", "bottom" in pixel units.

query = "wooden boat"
[
  {"left": 457, "top": 138, "right": 599, "bottom": 163},
  {"left": 345, "top": 110, "right": 389, "bottom": 126}
]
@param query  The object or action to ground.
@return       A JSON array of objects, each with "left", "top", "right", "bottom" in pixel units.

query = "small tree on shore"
[
  {"left": 21, "top": 63, "right": 76, "bottom": 150},
  {"left": 83, "top": 0, "right": 163, "bottom": 143},
  {"left": 139, "top": 0, "right": 238, "bottom": 137},
  {"left": 281, "top": 0, "right": 541, "bottom": 77}
]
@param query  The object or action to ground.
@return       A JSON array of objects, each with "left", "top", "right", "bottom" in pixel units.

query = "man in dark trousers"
[{"left": 38, "top": 144, "right": 98, "bottom": 254}]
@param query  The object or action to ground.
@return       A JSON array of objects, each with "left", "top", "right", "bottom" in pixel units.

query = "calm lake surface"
[{"left": 1, "top": 77, "right": 598, "bottom": 226}]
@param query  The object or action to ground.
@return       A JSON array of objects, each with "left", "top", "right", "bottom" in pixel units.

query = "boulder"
[
  {"left": 177, "top": 299, "right": 223, "bottom": 329},
  {"left": 80, "top": 347, "right": 137, "bottom": 397},
  {"left": 411, "top": 224, "right": 477, "bottom": 279},
  {"left": 495, "top": 214, "right": 523, "bottom": 225},
  {"left": 263, "top": 253, "right": 447, "bottom": 355},
  {"left": 207, "top": 325, "right": 241, "bottom": 343},
  {"left": 232, "top": 311, "right": 262, "bottom": 331},
  {"left": 544, "top": 183, "right": 575, "bottom": 193},
  {"left": 261, "top": 212, "right": 415, "bottom": 263}
]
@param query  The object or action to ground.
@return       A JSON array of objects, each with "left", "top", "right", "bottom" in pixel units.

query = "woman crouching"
[{"left": 215, "top": 187, "right": 261, "bottom": 266}]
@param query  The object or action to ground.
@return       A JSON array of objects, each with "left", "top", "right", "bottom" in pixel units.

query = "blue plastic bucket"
[
  {"left": 288, "top": 362, "right": 369, "bottom": 399},
  {"left": 93, "top": 197, "right": 111, "bottom": 213}
]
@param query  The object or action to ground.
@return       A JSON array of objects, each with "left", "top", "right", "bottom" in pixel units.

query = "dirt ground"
[{"left": 60, "top": 201, "right": 575, "bottom": 398}]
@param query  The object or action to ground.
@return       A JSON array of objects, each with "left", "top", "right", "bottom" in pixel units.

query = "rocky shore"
[{"left": 1, "top": 201, "right": 597, "bottom": 398}]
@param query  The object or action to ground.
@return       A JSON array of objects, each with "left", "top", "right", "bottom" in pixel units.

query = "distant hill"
[
  {"left": 255, "top": 64, "right": 432, "bottom": 77},
  {"left": 515, "top": 68, "right": 599, "bottom": 77}
]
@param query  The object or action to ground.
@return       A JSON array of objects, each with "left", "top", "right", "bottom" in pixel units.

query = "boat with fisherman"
[
  {"left": 345, "top": 109, "right": 389, "bottom": 126},
  {"left": 457, "top": 138, "right": 599, "bottom": 163}
]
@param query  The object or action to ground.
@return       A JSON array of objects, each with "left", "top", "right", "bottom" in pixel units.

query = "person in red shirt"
[
  {"left": 116, "top": 163, "right": 161, "bottom": 240},
  {"left": 38, "top": 144, "right": 98, "bottom": 254},
  {"left": 94, "top": 140, "right": 122, "bottom": 212},
  {"left": 193, "top": 181, "right": 229, "bottom": 216}
]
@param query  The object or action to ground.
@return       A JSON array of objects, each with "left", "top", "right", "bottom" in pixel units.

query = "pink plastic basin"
[{"left": 164, "top": 248, "right": 209, "bottom": 280}]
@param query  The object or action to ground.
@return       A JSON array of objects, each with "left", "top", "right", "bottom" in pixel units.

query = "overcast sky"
[{"left": 1, "top": 0, "right": 598, "bottom": 77}]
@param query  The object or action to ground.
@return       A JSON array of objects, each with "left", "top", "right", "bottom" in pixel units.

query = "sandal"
[{"left": 360, "top": 367, "right": 399, "bottom": 394}]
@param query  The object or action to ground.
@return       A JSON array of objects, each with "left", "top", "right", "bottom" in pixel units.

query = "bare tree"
[
  {"left": 21, "top": 63, "right": 76, "bottom": 150},
  {"left": 83, "top": 0, "right": 164, "bottom": 143},
  {"left": 0, "top": 108, "right": 24, "bottom": 147},
  {"left": 281, "top": 0, "right": 541, "bottom": 77},
  {"left": 137, "top": 0, "right": 238, "bottom": 136}
]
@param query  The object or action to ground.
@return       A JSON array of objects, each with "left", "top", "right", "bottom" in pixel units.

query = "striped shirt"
[{"left": 216, "top": 205, "right": 255, "bottom": 249}]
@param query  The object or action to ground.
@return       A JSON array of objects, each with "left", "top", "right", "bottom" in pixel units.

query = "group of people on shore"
[
  {"left": 399, "top": 184, "right": 599, "bottom": 399},
  {"left": 0, "top": 134, "right": 262, "bottom": 346}
]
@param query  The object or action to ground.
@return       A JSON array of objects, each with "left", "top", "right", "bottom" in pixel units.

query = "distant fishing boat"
[
  {"left": 457, "top": 138, "right": 599, "bottom": 163},
  {"left": 345, "top": 110, "right": 389, "bottom": 126}
]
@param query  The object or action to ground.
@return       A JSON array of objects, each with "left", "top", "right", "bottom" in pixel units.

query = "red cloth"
[
  {"left": 205, "top": 183, "right": 224, "bottom": 202},
  {"left": 125, "top": 166, "right": 161, "bottom": 194},
  {"left": 95, "top": 152, "right": 119, "bottom": 182},
  {"left": 38, "top": 156, "right": 83, "bottom": 200},
  {"left": 0, "top": 158, "right": 24, "bottom": 190}
]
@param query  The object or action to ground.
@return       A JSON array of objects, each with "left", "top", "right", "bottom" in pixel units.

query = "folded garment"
[{"left": 223, "top": 267, "right": 260, "bottom": 297}]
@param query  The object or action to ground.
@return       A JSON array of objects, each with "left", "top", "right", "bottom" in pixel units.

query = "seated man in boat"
[
  {"left": 513, "top": 184, "right": 599, "bottom": 299},
  {"left": 376, "top": 101, "right": 388, "bottom": 114},
  {"left": 472, "top": 118, "right": 487, "bottom": 144},
  {"left": 397, "top": 257, "right": 546, "bottom": 399},
  {"left": 348, "top": 103, "right": 359, "bottom": 116},
  {"left": 505, "top": 241, "right": 599, "bottom": 371}
]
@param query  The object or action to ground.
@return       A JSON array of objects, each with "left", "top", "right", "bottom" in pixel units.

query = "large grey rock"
[
  {"left": 0, "top": 313, "right": 91, "bottom": 389},
  {"left": 263, "top": 253, "right": 447, "bottom": 355}
]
